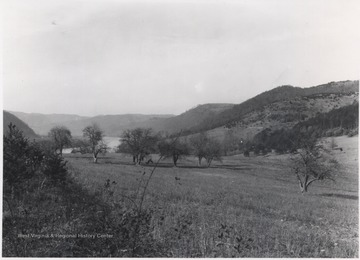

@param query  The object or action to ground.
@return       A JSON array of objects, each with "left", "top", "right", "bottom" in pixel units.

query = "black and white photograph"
[{"left": 2, "top": 0, "right": 359, "bottom": 257}]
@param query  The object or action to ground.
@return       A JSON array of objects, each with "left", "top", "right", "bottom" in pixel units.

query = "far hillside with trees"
[{"left": 249, "top": 102, "right": 359, "bottom": 154}]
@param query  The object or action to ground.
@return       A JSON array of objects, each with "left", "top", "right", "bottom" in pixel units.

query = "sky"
[{"left": 2, "top": 0, "right": 360, "bottom": 116}]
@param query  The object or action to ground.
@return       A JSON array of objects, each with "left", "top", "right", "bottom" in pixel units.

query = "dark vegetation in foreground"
[
  {"left": 3, "top": 122, "right": 358, "bottom": 257},
  {"left": 2, "top": 124, "right": 168, "bottom": 257}
]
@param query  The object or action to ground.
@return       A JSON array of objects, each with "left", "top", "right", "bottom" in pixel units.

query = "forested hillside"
[
  {"left": 250, "top": 102, "right": 359, "bottom": 154},
  {"left": 144, "top": 103, "right": 234, "bottom": 135}
]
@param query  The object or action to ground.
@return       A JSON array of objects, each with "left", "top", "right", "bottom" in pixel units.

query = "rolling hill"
[
  {"left": 10, "top": 112, "right": 174, "bottom": 137},
  {"left": 140, "top": 103, "right": 234, "bottom": 134},
  {"left": 3, "top": 111, "right": 38, "bottom": 139},
  {"left": 10, "top": 104, "right": 232, "bottom": 137},
  {"left": 9, "top": 80, "right": 358, "bottom": 140}
]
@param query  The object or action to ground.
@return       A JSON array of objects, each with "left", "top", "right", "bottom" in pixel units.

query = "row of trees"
[
  {"left": 45, "top": 123, "right": 341, "bottom": 194},
  {"left": 118, "top": 128, "right": 222, "bottom": 167},
  {"left": 47, "top": 124, "right": 224, "bottom": 167},
  {"left": 42, "top": 123, "right": 339, "bottom": 195},
  {"left": 46, "top": 124, "right": 107, "bottom": 163}
]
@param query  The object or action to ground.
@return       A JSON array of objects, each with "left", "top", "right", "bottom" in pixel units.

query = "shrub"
[
  {"left": 348, "top": 128, "right": 358, "bottom": 137},
  {"left": 3, "top": 124, "right": 43, "bottom": 196},
  {"left": 333, "top": 128, "right": 343, "bottom": 136},
  {"left": 42, "top": 153, "right": 68, "bottom": 186}
]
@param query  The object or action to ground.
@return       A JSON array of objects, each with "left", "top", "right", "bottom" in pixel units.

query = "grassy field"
[{"left": 64, "top": 135, "right": 358, "bottom": 257}]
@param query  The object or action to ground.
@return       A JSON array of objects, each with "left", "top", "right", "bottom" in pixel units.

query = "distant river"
[{"left": 103, "top": 136, "right": 122, "bottom": 152}]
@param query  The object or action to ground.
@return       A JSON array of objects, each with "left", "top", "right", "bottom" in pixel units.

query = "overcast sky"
[{"left": 2, "top": 0, "right": 360, "bottom": 116}]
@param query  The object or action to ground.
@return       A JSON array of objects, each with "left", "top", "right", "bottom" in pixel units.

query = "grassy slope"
[{"left": 65, "top": 135, "right": 358, "bottom": 257}]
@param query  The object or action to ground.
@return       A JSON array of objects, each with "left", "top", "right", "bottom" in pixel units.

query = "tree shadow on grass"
[
  {"left": 211, "top": 165, "right": 253, "bottom": 171},
  {"left": 100, "top": 161, "right": 254, "bottom": 171},
  {"left": 320, "top": 193, "right": 358, "bottom": 200}
]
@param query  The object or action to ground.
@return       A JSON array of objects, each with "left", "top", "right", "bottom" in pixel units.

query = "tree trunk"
[
  {"left": 198, "top": 157, "right": 202, "bottom": 166},
  {"left": 93, "top": 155, "right": 98, "bottom": 163},
  {"left": 173, "top": 155, "right": 178, "bottom": 167},
  {"left": 301, "top": 184, "right": 308, "bottom": 193},
  {"left": 300, "top": 175, "right": 309, "bottom": 193}
]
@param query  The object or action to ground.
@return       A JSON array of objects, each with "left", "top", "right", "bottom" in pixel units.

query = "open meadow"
[{"left": 64, "top": 135, "right": 359, "bottom": 257}]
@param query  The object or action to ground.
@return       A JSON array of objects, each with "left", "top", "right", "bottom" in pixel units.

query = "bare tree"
[
  {"left": 82, "top": 124, "right": 107, "bottom": 163},
  {"left": 204, "top": 138, "right": 222, "bottom": 167},
  {"left": 158, "top": 138, "right": 189, "bottom": 166},
  {"left": 120, "top": 128, "right": 158, "bottom": 164},
  {"left": 190, "top": 132, "right": 208, "bottom": 166},
  {"left": 190, "top": 132, "right": 223, "bottom": 167},
  {"left": 48, "top": 126, "right": 72, "bottom": 156},
  {"left": 291, "top": 136, "right": 338, "bottom": 193}
]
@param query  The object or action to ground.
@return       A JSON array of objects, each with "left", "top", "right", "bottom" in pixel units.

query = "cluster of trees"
[
  {"left": 296, "top": 101, "right": 358, "bottom": 135},
  {"left": 45, "top": 124, "right": 225, "bottom": 167},
  {"left": 118, "top": 128, "right": 222, "bottom": 167},
  {"left": 44, "top": 123, "right": 108, "bottom": 163},
  {"left": 118, "top": 128, "right": 158, "bottom": 164}
]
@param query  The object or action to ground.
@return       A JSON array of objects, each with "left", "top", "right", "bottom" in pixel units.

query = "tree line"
[
  {"left": 118, "top": 128, "right": 222, "bottom": 167},
  {"left": 43, "top": 123, "right": 224, "bottom": 167},
  {"left": 43, "top": 101, "right": 358, "bottom": 165}
]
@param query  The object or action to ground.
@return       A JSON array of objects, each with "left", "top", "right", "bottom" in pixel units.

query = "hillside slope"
[
  {"left": 10, "top": 112, "right": 89, "bottom": 136},
  {"left": 190, "top": 80, "right": 359, "bottom": 133},
  {"left": 11, "top": 104, "right": 233, "bottom": 136},
  {"left": 141, "top": 103, "right": 234, "bottom": 134},
  {"left": 65, "top": 114, "right": 174, "bottom": 136},
  {"left": 204, "top": 91, "right": 359, "bottom": 142},
  {"left": 11, "top": 112, "right": 174, "bottom": 136},
  {"left": 3, "top": 111, "right": 38, "bottom": 138},
  {"left": 10, "top": 80, "right": 358, "bottom": 138}
]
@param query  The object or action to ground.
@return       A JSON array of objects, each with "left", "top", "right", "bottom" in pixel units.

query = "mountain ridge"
[
  {"left": 188, "top": 80, "right": 359, "bottom": 133},
  {"left": 8, "top": 80, "right": 359, "bottom": 138}
]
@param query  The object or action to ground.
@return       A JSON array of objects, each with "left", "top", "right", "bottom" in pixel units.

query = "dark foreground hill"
[{"left": 3, "top": 111, "right": 38, "bottom": 138}]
